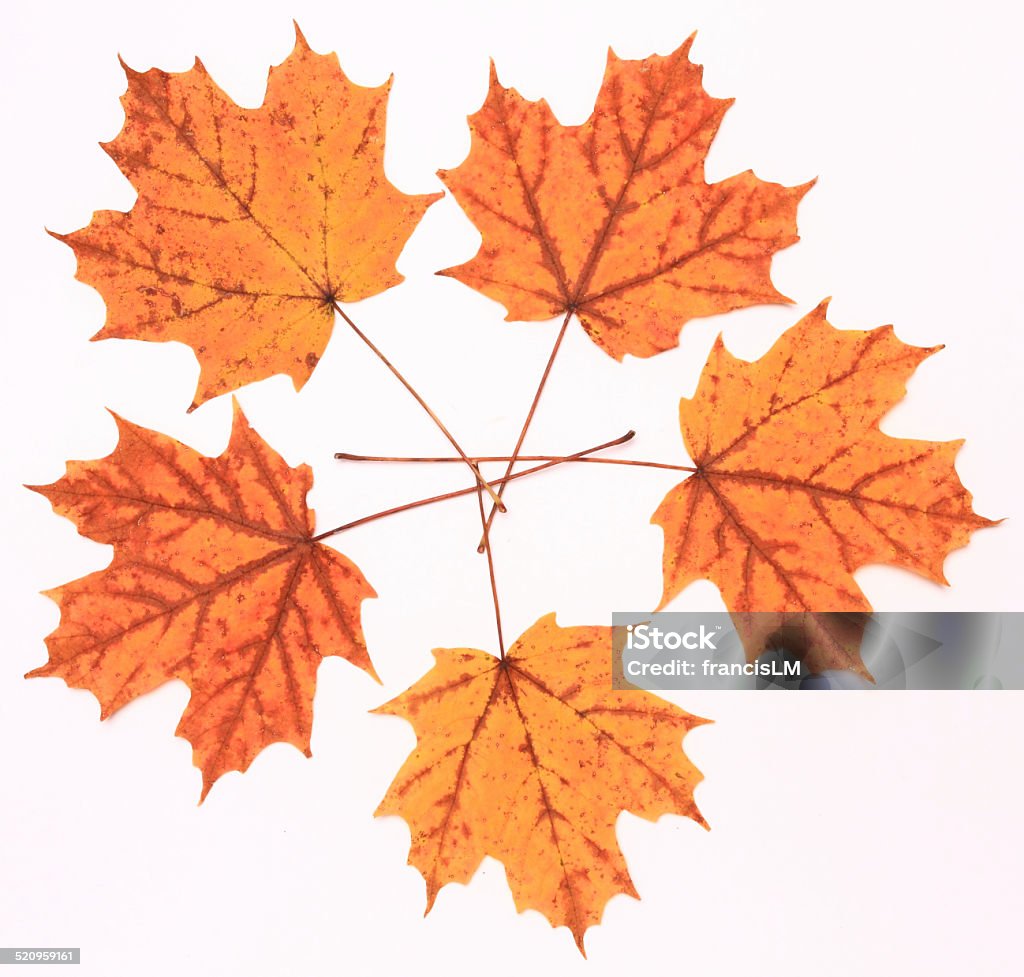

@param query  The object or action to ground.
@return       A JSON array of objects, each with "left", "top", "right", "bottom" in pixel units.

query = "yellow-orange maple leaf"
[
  {"left": 28, "top": 402, "right": 376, "bottom": 799},
  {"left": 652, "top": 301, "right": 996, "bottom": 675},
  {"left": 55, "top": 25, "right": 439, "bottom": 408},
  {"left": 375, "top": 613, "right": 706, "bottom": 954},
  {"left": 439, "top": 37, "right": 811, "bottom": 359}
]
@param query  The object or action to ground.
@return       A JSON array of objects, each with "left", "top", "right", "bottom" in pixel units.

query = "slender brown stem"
[
  {"left": 475, "top": 482, "right": 505, "bottom": 657},
  {"left": 313, "top": 430, "right": 635, "bottom": 542},
  {"left": 476, "top": 309, "right": 573, "bottom": 550},
  {"left": 333, "top": 301, "right": 504, "bottom": 511},
  {"left": 335, "top": 452, "right": 699, "bottom": 474}
]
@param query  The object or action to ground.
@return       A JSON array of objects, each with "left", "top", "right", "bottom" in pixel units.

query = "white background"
[{"left": 2, "top": 0, "right": 1023, "bottom": 974}]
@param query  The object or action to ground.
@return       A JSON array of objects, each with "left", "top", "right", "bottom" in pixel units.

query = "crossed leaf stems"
[{"left": 313, "top": 312, "right": 699, "bottom": 658}]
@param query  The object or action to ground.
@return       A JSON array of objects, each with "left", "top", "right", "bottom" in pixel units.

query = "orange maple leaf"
[
  {"left": 54, "top": 24, "right": 440, "bottom": 408},
  {"left": 652, "top": 301, "right": 996, "bottom": 676},
  {"left": 27, "top": 402, "right": 376, "bottom": 799},
  {"left": 438, "top": 37, "right": 812, "bottom": 359},
  {"left": 374, "top": 613, "right": 706, "bottom": 954}
]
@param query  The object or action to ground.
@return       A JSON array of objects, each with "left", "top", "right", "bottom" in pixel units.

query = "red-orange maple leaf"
[
  {"left": 28, "top": 402, "right": 376, "bottom": 798},
  {"left": 652, "top": 301, "right": 997, "bottom": 675},
  {"left": 55, "top": 25, "right": 440, "bottom": 407},
  {"left": 439, "top": 37, "right": 811, "bottom": 358}
]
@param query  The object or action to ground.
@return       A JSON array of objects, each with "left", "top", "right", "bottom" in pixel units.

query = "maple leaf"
[
  {"left": 652, "top": 300, "right": 996, "bottom": 676},
  {"left": 438, "top": 37, "right": 812, "bottom": 359},
  {"left": 27, "top": 402, "right": 376, "bottom": 799},
  {"left": 374, "top": 613, "right": 706, "bottom": 954},
  {"left": 54, "top": 24, "right": 440, "bottom": 408}
]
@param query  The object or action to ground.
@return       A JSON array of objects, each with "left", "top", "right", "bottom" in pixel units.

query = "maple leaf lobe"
[
  {"left": 374, "top": 613, "right": 706, "bottom": 953},
  {"left": 55, "top": 24, "right": 440, "bottom": 407},
  {"left": 28, "top": 400, "right": 376, "bottom": 800},
  {"left": 438, "top": 37, "right": 812, "bottom": 359}
]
